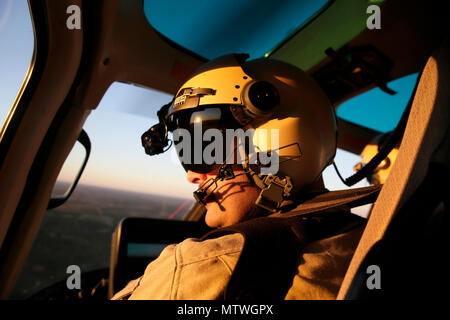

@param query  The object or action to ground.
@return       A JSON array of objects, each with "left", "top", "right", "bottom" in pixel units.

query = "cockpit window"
[
  {"left": 143, "top": 0, "right": 330, "bottom": 59},
  {"left": 12, "top": 83, "right": 197, "bottom": 299},
  {"left": 337, "top": 73, "right": 419, "bottom": 133},
  {"left": 0, "top": 0, "right": 34, "bottom": 133},
  {"left": 79, "top": 82, "right": 197, "bottom": 204}
]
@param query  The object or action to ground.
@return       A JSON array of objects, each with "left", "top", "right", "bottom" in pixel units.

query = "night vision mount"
[{"left": 141, "top": 101, "right": 173, "bottom": 156}]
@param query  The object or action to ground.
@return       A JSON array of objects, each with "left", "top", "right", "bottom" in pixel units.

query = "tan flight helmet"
[{"left": 168, "top": 54, "right": 337, "bottom": 211}]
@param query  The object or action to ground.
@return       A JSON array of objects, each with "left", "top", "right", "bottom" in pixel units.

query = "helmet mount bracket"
[{"left": 242, "top": 157, "right": 293, "bottom": 213}]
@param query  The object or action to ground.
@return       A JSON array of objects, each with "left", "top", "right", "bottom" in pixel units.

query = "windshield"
[{"left": 143, "top": 0, "right": 330, "bottom": 59}]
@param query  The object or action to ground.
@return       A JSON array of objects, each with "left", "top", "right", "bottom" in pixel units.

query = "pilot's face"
[{"left": 187, "top": 166, "right": 261, "bottom": 228}]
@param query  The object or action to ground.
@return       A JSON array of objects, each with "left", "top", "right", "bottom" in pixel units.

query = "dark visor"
[{"left": 169, "top": 105, "right": 242, "bottom": 173}]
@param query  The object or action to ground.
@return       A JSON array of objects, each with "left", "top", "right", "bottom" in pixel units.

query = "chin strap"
[
  {"left": 193, "top": 164, "right": 244, "bottom": 205},
  {"left": 193, "top": 161, "right": 293, "bottom": 213}
]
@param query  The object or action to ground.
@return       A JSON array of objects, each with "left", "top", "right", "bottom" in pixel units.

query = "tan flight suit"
[{"left": 111, "top": 222, "right": 364, "bottom": 300}]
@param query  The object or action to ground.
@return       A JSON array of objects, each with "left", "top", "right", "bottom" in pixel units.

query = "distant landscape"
[{"left": 11, "top": 183, "right": 194, "bottom": 299}]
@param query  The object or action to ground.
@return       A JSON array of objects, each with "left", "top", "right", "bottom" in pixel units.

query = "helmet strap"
[
  {"left": 193, "top": 164, "right": 245, "bottom": 206},
  {"left": 193, "top": 155, "right": 294, "bottom": 213}
]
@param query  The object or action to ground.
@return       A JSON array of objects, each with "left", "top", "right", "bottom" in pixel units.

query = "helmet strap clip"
[{"left": 242, "top": 158, "right": 293, "bottom": 212}]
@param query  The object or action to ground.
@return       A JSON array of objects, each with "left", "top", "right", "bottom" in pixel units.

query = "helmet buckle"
[{"left": 255, "top": 175, "right": 293, "bottom": 212}]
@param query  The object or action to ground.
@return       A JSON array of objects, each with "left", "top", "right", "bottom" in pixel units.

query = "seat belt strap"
[{"left": 273, "top": 184, "right": 382, "bottom": 218}]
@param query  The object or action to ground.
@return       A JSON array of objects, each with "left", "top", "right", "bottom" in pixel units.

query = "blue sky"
[
  {"left": 3, "top": 0, "right": 418, "bottom": 218},
  {"left": 0, "top": 0, "right": 33, "bottom": 127}
]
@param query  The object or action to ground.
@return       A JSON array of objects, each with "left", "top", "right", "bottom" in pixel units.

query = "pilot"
[{"left": 111, "top": 54, "right": 366, "bottom": 300}]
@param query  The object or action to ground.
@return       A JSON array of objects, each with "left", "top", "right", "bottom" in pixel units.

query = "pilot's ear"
[{"left": 187, "top": 170, "right": 208, "bottom": 185}]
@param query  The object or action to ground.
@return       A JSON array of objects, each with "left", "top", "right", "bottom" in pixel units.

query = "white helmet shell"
[
  {"left": 244, "top": 58, "right": 337, "bottom": 193},
  {"left": 170, "top": 54, "right": 337, "bottom": 194}
]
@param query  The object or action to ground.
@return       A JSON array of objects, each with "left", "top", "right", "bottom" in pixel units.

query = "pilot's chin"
[{"left": 204, "top": 206, "right": 223, "bottom": 228}]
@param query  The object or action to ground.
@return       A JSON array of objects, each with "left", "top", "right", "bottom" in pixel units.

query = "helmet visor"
[{"left": 170, "top": 105, "right": 242, "bottom": 173}]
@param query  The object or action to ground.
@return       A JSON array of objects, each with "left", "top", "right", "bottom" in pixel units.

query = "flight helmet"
[{"left": 142, "top": 54, "right": 337, "bottom": 211}]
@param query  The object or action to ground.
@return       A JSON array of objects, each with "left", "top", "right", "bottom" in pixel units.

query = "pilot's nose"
[{"left": 186, "top": 170, "right": 208, "bottom": 185}]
